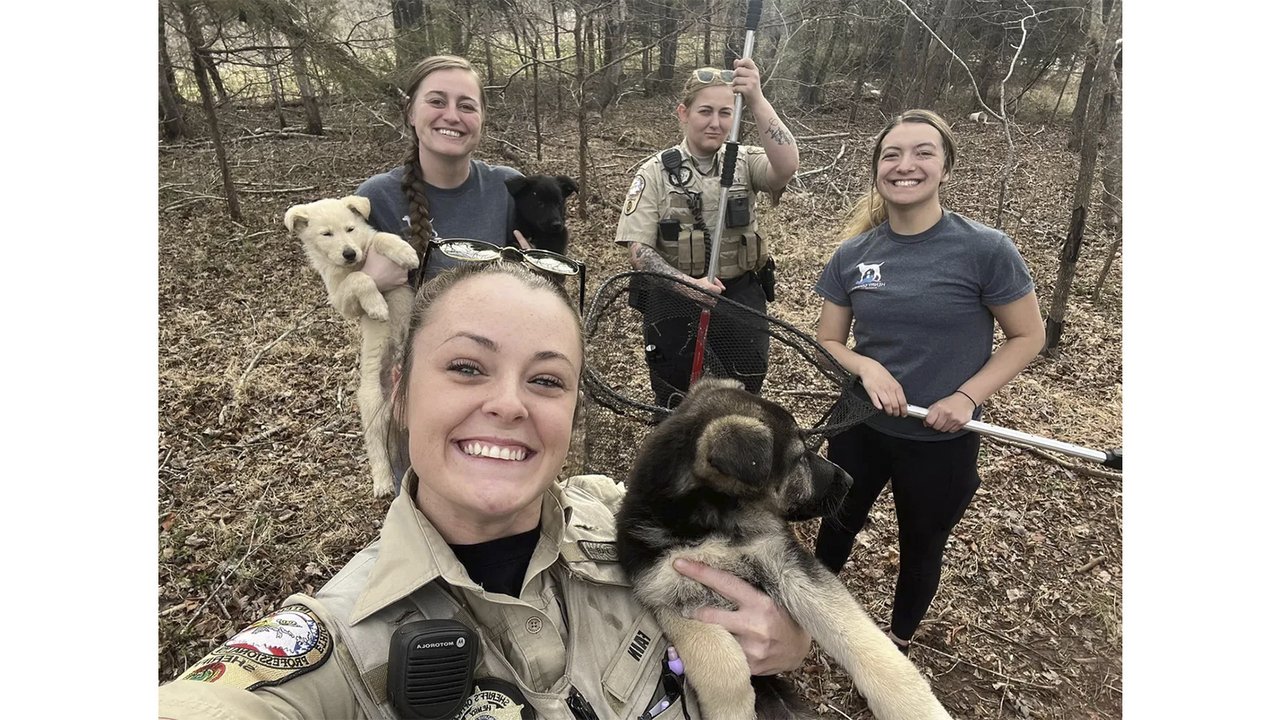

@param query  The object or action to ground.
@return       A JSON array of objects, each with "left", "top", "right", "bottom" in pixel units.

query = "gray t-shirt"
[
  {"left": 355, "top": 159, "right": 521, "bottom": 283},
  {"left": 815, "top": 211, "right": 1034, "bottom": 440}
]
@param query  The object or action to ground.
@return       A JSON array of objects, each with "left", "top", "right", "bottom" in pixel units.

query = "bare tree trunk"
[
  {"left": 1100, "top": 46, "right": 1122, "bottom": 233},
  {"left": 972, "top": 21, "right": 1004, "bottom": 109},
  {"left": 159, "top": 6, "right": 188, "bottom": 141},
  {"left": 1051, "top": 49, "right": 1078, "bottom": 119},
  {"left": 882, "top": 11, "right": 923, "bottom": 111},
  {"left": 1091, "top": 45, "right": 1122, "bottom": 303},
  {"left": 586, "top": 15, "right": 596, "bottom": 74},
  {"left": 1069, "top": 0, "right": 1104, "bottom": 152},
  {"left": 703, "top": 1, "right": 713, "bottom": 66},
  {"left": 529, "top": 21, "right": 543, "bottom": 161},
  {"left": 574, "top": 1, "right": 589, "bottom": 221},
  {"left": 920, "top": 0, "right": 962, "bottom": 107},
  {"left": 794, "top": 20, "right": 824, "bottom": 106},
  {"left": 595, "top": 2, "right": 627, "bottom": 113},
  {"left": 552, "top": 0, "right": 563, "bottom": 112},
  {"left": 658, "top": 0, "right": 677, "bottom": 82},
  {"left": 287, "top": 33, "right": 324, "bottom": 135},
  {"left": 262, "top": 30, "right": 288, "bottom": 130},
  {"left": 849, "top": 33, "right": 873, "bottom": 125},
  {"left": 392, "top": 0, "right": 429, "bottom": 67},
  {"left": 176, "top": 0, "right": 241, "bottom": 222},
  {"left": 1044, "top": 0, "right": 1121, "bottom": 352}
]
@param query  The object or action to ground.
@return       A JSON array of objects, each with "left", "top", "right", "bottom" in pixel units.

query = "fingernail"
[{"left": 672, "top": 558, "right": 688, "bottom": 571}]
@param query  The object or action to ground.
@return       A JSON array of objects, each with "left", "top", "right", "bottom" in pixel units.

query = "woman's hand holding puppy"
[{"left": 673, "top": 558, "right": 811, "bottom": 675}]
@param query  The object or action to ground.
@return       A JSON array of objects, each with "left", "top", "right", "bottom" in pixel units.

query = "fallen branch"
[
  {"left": 795, "top": 142, "right": 847, "bottom": 180},
  {"left": 794, "top": 131, "right": 852, "bottom": 141},
  {"left": 1076, "top": 556, "right": 1105, "bottom": 574},
  {"left": 237, "top": 186, "right": 319, "bottom": 195},
  {"left": 233, "top": 303, "right": 329, "bottom": 400}
]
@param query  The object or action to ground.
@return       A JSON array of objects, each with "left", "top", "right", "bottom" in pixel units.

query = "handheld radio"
[{"left": 387, "top": 620, "right": 478, "bottom": 719}]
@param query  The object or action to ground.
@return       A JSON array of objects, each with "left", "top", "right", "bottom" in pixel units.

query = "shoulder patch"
[
  {"left": 578, "top": 540, "right": 620, "bottom": 563},
  {"left": 178, "top": 605, "right": 333, "bottom": 691},
  {"left": 623, "top": 175, "right": 646, "bottom": 216}
]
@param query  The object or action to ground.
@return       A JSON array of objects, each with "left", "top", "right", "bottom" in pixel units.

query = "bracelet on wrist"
[{"left": 955, "top": 390, "right": 979, "bottom": 409}]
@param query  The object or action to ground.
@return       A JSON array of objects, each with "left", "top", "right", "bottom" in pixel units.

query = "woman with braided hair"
[{"left": 358, "top": 55, "right": 524, "bottom": 289}]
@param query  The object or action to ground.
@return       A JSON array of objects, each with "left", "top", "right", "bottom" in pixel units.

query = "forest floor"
[{"left": 158, "top": 89, "right": 1123, "bottom": 718}]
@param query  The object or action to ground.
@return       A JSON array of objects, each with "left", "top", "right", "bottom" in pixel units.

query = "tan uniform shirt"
[
  {"left": 159, "top": 474, "right": 702, "bottom": 719},
  {"left": 614, "top": 139, "right": 780, "bottom": 279}
]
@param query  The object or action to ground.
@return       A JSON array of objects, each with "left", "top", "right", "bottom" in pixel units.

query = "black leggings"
[{"left": 814, "top": 424, "right": 981, "bottom": 642}]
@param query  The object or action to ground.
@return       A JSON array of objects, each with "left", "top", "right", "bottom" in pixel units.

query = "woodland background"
[{"left": 158, "top": 0, "right": 1124, "bottom": 717}]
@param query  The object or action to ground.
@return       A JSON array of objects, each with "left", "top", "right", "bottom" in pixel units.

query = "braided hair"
[{"left": 397, "top": 55, "right": 487, "bottom": 262}]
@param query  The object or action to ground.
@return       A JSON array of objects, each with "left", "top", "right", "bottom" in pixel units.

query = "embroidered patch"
[
  {"left": 456, "top": 677, "right": 536, "bottom": 719},
  {"left": 178, "top": 605, "right": 333, "bottom": 691},
  {"left": 623, "top": 176, "right": 646, "bottom": 215},
  {"left": 578, "top": 540, "right": 619, "bottom": 563}
]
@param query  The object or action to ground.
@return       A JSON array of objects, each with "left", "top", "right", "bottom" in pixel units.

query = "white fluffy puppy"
[{"left": 284, "top": 196, "right": 419, "bottom": 496}]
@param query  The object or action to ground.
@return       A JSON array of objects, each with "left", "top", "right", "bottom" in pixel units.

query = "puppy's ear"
[
  {"left": 697, "top": 415, "right": 773, "bottom": 487},
  {"left": 557, "top": 175, "right": 578, "bottom": 197},
  {"left": 284, "top": 204, "right": 308, "bottom": 232},
  {"left": 343, "top": 195, "right": 372, "bottom": 221},
  {"left": 505, "top": 176, "right": 529, "bottom": 195}
]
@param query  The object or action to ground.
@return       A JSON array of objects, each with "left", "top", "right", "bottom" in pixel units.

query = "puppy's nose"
[
  {"left": 343, "top": 248, "right": 357, "bottom": 263},
  {"left": 549, "top": 221, "right": 564, "bottom": 232}
]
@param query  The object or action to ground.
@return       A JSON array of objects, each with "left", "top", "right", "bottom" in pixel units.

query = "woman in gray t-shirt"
[
  {"left": 357, "top": 54, "right": 522, "bottom": 288},
  {"left": 811, "top": 110, "right": 1045, "bottom": 656}
]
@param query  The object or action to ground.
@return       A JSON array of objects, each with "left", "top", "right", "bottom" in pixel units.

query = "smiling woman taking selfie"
[
  {"left": 159, "top": 257, "right": 811, "bottom": 719},
  {"left": 811, "top": 109, "right": 1045, "bottom": 657}
]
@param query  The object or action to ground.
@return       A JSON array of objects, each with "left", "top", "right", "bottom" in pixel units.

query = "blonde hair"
[{"left": 840, "top": 109, "right": 958, "bottom": 238}]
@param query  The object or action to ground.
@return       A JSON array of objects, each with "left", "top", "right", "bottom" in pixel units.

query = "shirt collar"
[{"left": 348, "top": 470, "right": 573, "bottom": 624}]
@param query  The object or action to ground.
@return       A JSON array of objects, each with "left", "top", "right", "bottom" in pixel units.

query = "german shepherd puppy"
[{"left": 617, "top": 378, "right": 952, "bottom": 720}]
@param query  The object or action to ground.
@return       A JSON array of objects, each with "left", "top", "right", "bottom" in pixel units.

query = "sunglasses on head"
[
  {"left": 693, "top": 68, "right": 735, "bottom": 84},
  {"left": 429, "top": 238, "right": 587, "bottom": 313}
]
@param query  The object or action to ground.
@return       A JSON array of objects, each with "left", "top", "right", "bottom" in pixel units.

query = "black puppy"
[
  {"left": 616, "top": 378, "right": 953, "bottom": 720},
  {"left": 505, "top": 174, "right": 577, "bottom": 255}
]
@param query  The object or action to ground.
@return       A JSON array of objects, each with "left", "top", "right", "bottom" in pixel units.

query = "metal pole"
[
  {"left": 905, "top": 404, "right": 1122, "bottom": 469},
  {"left": 690, "top": 0, "right": 763, "bottom": 384}
]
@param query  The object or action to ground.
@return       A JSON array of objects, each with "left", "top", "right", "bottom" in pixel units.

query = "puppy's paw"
[
  {"left": 372, "top": 475, "right": 394, "bottom": 497},
  {"left": 378, "top": 235, "right": 420, "bottom": 269},
  {"left": 360, "top": 295, "right": 390, "bottom": 322}
]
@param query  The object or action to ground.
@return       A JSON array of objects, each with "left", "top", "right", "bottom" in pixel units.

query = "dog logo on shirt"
[{"left": 853, "top": 262, "right": 884, "bottom": 290}]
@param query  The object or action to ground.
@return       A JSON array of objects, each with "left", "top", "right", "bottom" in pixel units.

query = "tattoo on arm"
[
  {"left": 630, "top": 243, "right": 682, "bottom": 278},
  {"left": 765, "top": 118, "right": 794, "bottom": 146}
]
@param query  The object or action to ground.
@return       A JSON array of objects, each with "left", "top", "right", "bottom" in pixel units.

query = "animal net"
[{"left": 582, "top": 271, "right": 879, "bottom": 448}]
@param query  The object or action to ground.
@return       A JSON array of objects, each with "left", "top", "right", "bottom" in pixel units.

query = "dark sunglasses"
[
  {"left": 429, "top": 238, "right": 587, "bottom": 313},
  {"left": 693, "top": 68, "right": 734, "bottom": 84}
]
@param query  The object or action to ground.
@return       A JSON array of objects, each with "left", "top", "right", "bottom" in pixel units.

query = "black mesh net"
[{"left": 582, "top": 271, "right": 879, "bottom": 447}]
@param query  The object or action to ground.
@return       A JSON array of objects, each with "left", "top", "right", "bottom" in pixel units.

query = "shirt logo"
[{"left": 853, "top": 262, "right": 884, "bottom": 290}]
